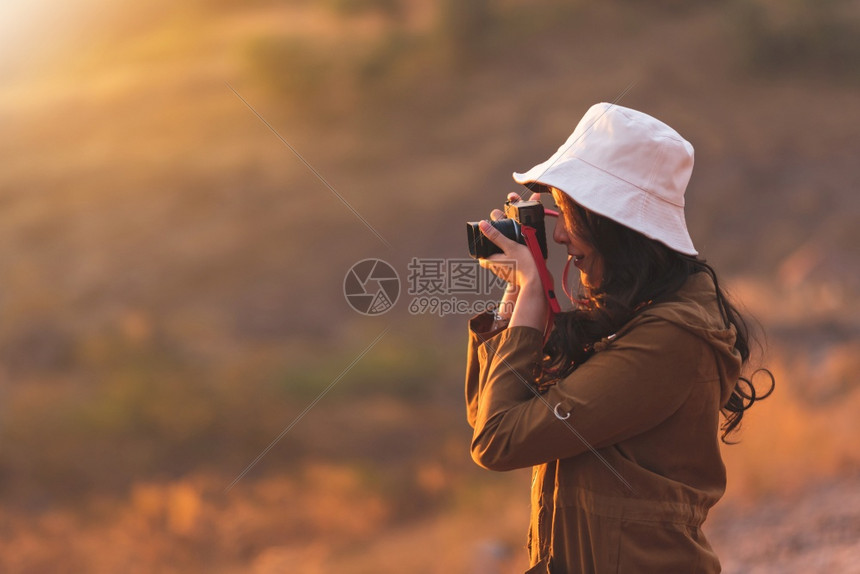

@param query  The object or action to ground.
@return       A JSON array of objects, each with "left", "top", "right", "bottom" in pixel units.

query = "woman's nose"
[{"left": 552, "top": 217, "right": 569, "bottom": 244}]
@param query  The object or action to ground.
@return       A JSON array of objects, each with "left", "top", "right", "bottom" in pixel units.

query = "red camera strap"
[{"left": 521, "top": 225, "right": 560, "bottom": 344}]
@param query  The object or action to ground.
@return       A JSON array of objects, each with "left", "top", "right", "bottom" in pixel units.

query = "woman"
[{"left": 465, "top": 103, "right": 773, "bottom": 573}]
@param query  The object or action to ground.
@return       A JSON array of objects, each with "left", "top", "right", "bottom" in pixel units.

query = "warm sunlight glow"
[{"left": 0, "top": 1, "right": 80, "bottom": 69}]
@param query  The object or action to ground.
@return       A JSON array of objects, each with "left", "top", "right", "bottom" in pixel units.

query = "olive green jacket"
[{"left": 465, "top": 273, "right": 741, "bottom": 573}]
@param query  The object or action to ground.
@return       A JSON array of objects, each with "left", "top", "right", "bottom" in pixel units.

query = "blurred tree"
[{"left": 730, "top": 0, "right": 860, "bottom": 79}]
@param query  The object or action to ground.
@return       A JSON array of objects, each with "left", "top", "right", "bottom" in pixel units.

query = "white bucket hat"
[{"left": 513, "top": 102, "right": 698, "bottom": 256}]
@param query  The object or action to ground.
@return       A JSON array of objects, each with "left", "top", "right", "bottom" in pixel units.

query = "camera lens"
[{"left": 466, "top": 219, "right": 521, "bottom": 259}]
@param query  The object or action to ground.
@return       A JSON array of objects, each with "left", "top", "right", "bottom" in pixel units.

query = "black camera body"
[{"left": 467, "top": 199, "right": 548, "bottom": 259}]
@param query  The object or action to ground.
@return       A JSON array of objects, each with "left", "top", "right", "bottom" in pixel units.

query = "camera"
[{"left": 467, "top": 199, "right": 548, "bottom": 259}]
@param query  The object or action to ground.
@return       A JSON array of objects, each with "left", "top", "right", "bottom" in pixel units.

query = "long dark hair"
[{"left": 542, "top": 191, "right": 774, "bottom": 443}]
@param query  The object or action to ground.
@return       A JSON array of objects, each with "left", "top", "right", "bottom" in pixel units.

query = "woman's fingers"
[
  {"left": 507, "top": 191, "right": 541, "bottom": 202},
  {"left": 479, "top": 253, "right": 517, "bottom": 283},
  {"left": 478, "top": 220, "right": 517, "bottom": 254},
  {"left": 495, "top": 190, "right": 542, "bottom": 221}
]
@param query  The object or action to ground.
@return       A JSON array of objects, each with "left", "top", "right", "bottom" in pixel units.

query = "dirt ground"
[{"left": 708, "top": 474, "right": 860, "bottom": 573}]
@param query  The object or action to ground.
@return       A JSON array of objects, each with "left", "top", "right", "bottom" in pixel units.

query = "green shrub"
[{"left": 245, "top": 36, "right": 333, "bottom": 102}]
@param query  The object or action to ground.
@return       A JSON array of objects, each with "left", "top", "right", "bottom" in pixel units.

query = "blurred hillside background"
[{"left": 1, "top": 0, "right": 859, "bottom": 572}]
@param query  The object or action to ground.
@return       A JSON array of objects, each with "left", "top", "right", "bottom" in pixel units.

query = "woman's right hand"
[{"left": 489, "top": 191, "right": 541, "bottom": 320}]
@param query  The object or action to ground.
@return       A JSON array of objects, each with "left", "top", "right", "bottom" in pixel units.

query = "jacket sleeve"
[
  {"left": 465, "top": 312, "right": 511, "bottom": 429},
  {"left": 467, "top": 315, "right": 707, "bottom": 471}
]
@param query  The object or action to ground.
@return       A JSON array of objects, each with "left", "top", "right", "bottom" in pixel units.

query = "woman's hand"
[{"left": 479, "top": 192, "right": 550, "bottom": 331}]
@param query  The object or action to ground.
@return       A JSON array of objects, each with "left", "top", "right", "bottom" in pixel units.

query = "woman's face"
[{"left": 550, "top": 188, "right": 604, "bottom": 290}]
